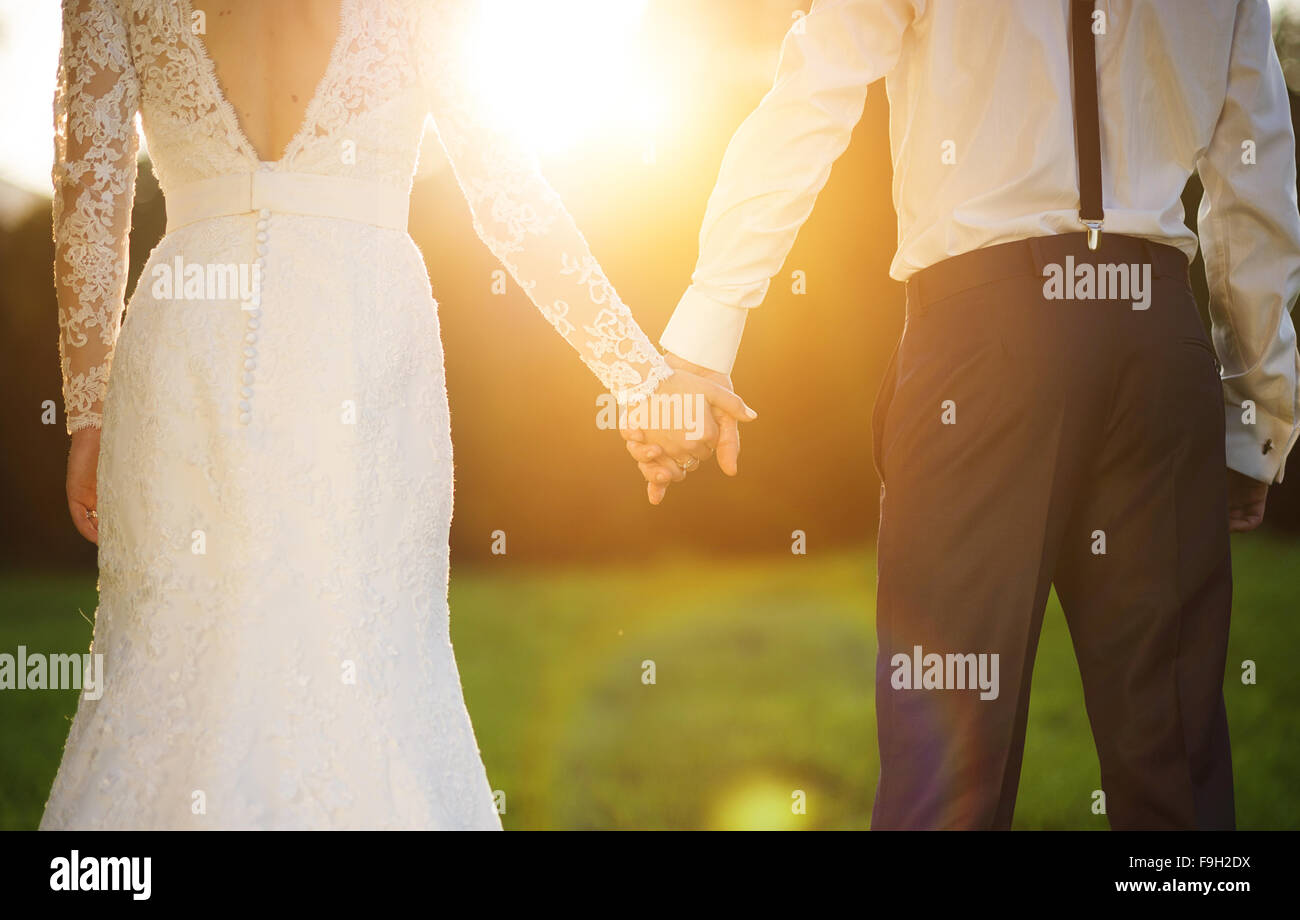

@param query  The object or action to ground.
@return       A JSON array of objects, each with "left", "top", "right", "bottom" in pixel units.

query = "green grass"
[{"left": 2, "top": 536, "right": 1296, "bottom": 829}]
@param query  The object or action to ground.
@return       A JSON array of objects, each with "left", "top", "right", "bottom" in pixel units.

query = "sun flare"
[{"left": 467, "top": 0, "right": 664, "bottom": 157}]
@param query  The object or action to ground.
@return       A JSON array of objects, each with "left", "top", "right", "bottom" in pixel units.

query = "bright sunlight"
[{"left": 467, "top": 0, "right": 665, "bottom": 157}]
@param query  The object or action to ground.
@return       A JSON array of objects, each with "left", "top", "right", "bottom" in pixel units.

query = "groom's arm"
[
  {"left": 1196, "top": 0, "right": 1300, "bottom": 486},
  {"left": 660, "top": 0, "right": 915, "bottom": 374}
]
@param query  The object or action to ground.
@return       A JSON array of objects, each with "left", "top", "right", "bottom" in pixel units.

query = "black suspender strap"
[{"left": 1070, "top": 0, "right": 1104, "bottom": 250}]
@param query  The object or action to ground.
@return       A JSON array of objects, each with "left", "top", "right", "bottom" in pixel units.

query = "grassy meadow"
[{"left": 2, "top": 535, "right": 1296, "bottom": 830}]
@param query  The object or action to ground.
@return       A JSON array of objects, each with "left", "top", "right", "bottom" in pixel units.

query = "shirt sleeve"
[
  {"left": 659, "top": 0, "right": 916, "bottom": 374},
  {"left": 417, "top": 0, "right": 672, "bottom": 406},
  {"left": 1196, "top": 0, "right": 1300, "bottom": 483},
  {"left": 53, "top": 0, "right": 140, "bottom": 434}
]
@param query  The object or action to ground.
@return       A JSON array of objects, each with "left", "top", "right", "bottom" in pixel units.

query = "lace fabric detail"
[
  {"left": 53, "top": 0, "right": 140, "bottom": 433},
  {"left": 43, "top": 215, "right": 503, "bottom": 828}
]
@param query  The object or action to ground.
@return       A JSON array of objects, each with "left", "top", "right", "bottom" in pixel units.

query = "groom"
[{"left": 626, "top": 0, "right": 1300, "bottom": 829}]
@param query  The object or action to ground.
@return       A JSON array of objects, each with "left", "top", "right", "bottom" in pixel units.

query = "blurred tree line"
[{"left": 3, "top": 0, "right": 1299, "bottom": 572}]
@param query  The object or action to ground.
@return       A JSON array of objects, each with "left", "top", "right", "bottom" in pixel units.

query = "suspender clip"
[{"left": 1084, "top": 219, "right": 1103, "bottom": 251}]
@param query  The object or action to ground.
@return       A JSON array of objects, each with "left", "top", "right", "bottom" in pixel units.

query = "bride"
[{"left": 47, "top": 0, "right": 752, "bottom": 829}]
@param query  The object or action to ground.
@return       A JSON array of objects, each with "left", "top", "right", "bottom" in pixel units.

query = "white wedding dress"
[{"left": 44, "top": 0, "right": 671, "bottom": 830}]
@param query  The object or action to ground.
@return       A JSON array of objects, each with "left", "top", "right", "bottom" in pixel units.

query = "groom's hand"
[
  {"left": 663, "top": 352, "right": 743, "bottom": 477},
  {"left": 1227, "top": 468, "right": 1269, "bottom": 533}
]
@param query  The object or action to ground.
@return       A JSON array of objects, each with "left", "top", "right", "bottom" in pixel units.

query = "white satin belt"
[{"left": 164, "top": 171, "right": 410, "bottom": 233}]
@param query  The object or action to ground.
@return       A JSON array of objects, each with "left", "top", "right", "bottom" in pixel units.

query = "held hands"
[{"left": 620, "top": 352, "right": 755, "bottom": 505}]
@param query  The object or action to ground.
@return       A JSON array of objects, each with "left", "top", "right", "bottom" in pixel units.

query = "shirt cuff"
[
  {"left": 659, "top": 287, "right": 749, "bottom": 376},
  {"left": 1224, "top": 399, "right": 1300, "bottom": 484}
]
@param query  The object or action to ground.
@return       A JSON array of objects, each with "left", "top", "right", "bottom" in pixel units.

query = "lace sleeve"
[
  {"left": 53, "top": 0, "right": 140, "bottom": 434},
  {"left": 416, "top": 0, "right": 672, "bottom": 406}
]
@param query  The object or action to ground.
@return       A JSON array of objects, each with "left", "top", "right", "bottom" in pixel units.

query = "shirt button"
[
  {"left": 238, "top": 412, "right": 252, "bottom": 425},
  {"left": 240, "top": 386, "right": 253, "bottom": 398},
  {"left": 259, "top": 208, "right": 271, "bottom": 219},
  {"left": 244, "top": 358, "right": 256, "bottom": 371},
  {"left": 245, "top": 332, "right": 258, "bottom": 344}
]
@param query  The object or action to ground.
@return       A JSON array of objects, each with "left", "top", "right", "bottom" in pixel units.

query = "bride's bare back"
[{"left": 198, "top": 0, "right": 343, "bottom": 162}]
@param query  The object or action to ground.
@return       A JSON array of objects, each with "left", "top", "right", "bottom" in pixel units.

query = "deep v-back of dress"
[
  {"left": 186, "top": 0, "right": 347, "bottom": 166},
  {"left": 45, "top": 0, "right": 670, "bottom": 829}
]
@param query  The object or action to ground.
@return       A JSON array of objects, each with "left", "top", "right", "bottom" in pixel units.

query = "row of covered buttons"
[{"left": 239, "top": 207, "right": 269, "bottom": 425}]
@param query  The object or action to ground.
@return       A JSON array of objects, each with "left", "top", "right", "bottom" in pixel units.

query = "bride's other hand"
[
  {"left": 67, "top": 428, "right": 101, "bottom": 544},
  {"left": 621, "top": 359, "right": 756, "bottom": 505}
]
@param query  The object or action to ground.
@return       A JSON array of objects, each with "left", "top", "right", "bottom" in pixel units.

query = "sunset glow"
[{"left": 467, "top": 0, "right": 664, "bottom": 157}]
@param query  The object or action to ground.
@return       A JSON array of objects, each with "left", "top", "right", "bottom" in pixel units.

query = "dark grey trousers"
[{"left": 870, "top": 235, "right": 1234, "bottom": 830}]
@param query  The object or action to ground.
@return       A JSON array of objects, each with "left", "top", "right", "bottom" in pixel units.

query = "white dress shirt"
[{"left": 660, "top": 0, "right": 1300, "bottom": 483}]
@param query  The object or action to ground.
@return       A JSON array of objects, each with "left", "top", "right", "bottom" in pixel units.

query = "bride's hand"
[
  {"left": 621, "top": 358, "right": 756, "bottom": 505},
  {"left": 67, "top": 428, "right": 101, "bottom": 544}
]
